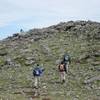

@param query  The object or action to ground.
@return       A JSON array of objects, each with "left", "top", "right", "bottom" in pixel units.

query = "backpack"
[
  {"left": 33, "top": 68, "right": 41, "bottom": 76},
  {"left": 59, "top": 64, "right": 65, "bottom": 71},
  {"left": 63, "top": 54, "right": 71, "bottom": 63}
]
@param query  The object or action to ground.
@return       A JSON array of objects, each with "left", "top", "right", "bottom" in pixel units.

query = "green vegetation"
[{"left": 0, "top": 21, "right": 100, "bottom": 100}]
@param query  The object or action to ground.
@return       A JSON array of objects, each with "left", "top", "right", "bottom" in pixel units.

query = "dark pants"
[{"left": 64, "top": 62, "right": 69, "bottom": 73}]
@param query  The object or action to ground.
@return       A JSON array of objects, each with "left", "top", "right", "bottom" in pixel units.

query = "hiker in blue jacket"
[{"left": 33, "top": 64, "right": 45, "bottom": 88}]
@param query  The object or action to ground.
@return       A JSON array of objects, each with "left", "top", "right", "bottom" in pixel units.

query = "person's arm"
[
  {"left": 41, "top": 68, "right": 45, "bottom": 71},
  {"left": 39, "top": 68, "right": 45, "bottom": 75},
  {"left": 58, "top": 65, "right": 60, "bottom": 71}
]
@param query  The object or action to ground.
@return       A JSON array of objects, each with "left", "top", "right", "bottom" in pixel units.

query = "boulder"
[{"left": 84, "top": 75, "right": 100, "bottom": 84}]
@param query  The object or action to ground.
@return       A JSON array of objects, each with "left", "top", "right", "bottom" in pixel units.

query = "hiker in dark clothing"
[
  {"left": 62, "top": 54, "right": 71, "bottom": 73},
  {"left": 33, "top": 64, "right": 45, "bottom": 88},
  {"left": 20, "top": 29, "right": 24, "bottom": 33}
]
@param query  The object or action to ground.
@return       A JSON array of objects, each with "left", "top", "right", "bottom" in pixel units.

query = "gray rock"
[
  {"left": 0, "top": 50, "right": 7, "bottom": 56},
  {"left": 84, "top": 75, "right": 100, "bottom": 84},
  {"left": 94, "top": 66, "right": 100, "bottom": 71},
  {"left": 25, "top": 60, "right": 35, "bottom": 66},
  {"left": 91, "top": 61, "right": 100, "bottom": 66}
]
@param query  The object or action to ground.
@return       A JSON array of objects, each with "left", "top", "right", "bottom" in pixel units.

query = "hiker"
[
  {"left": 62, "top": 53, "right": 71, "bottom": 73},
  {"left": 20, "top": 29, "right": 24, "bottom": 33},
  {"left": 58, "top": 61, "right": 67, "bottom": 83},
  {"left": 33, "top": 64, "right": 45, "bottom": 88}
]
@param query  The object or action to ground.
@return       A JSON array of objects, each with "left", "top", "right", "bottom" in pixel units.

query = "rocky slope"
[{"left": 0, "top": 21, "right": 100, "bottom": 100}]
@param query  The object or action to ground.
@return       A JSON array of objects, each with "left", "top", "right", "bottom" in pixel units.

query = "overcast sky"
[{"left": 0, "top": 0, "right": 100, "bottom": 40}]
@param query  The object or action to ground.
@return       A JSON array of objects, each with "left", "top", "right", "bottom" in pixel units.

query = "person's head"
[
  {"left": 37, "top": 64, "right": 39, "bottom": 66},
  {"left": 61, "top": 61, "right": 64, "bottom": 64}
]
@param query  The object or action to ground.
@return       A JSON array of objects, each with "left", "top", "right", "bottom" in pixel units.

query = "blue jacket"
[{"left": 33, "top": 67, "right": 44, "bottom": 76}]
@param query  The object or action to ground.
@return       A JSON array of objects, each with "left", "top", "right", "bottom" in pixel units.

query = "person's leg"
[
  {"left": 34, "top": 76, "right": 40, "bottom": 96},
  {"left": 60, "top": 72, "right": 66, "bottom": 83},
  {"left": 38, "top": 77, "right": 41, "bottom": 87},
  {"left": 34, "top": 76, "right": 38, "bottom": 88},
  {"left": 60, "top": 72, "right": 62, "bottom": 82},
  {"left": 65, "top": 62, "right": 69, "bottom": 73},
  {"left": 62, "top": 72, "right": 66, "bottom": 83}
]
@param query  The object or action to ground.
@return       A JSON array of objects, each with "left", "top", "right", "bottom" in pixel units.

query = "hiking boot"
[
  {"left": 62, "top": 79, "right": 65, "bottom": 84},
  {"left": 33, "top": 86, "right": 38, "bottom": 89}
]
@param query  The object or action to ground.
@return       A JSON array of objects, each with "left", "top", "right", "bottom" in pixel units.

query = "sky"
[{"left": 0, "top": 0, "right": 100, "bottom": 40}]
